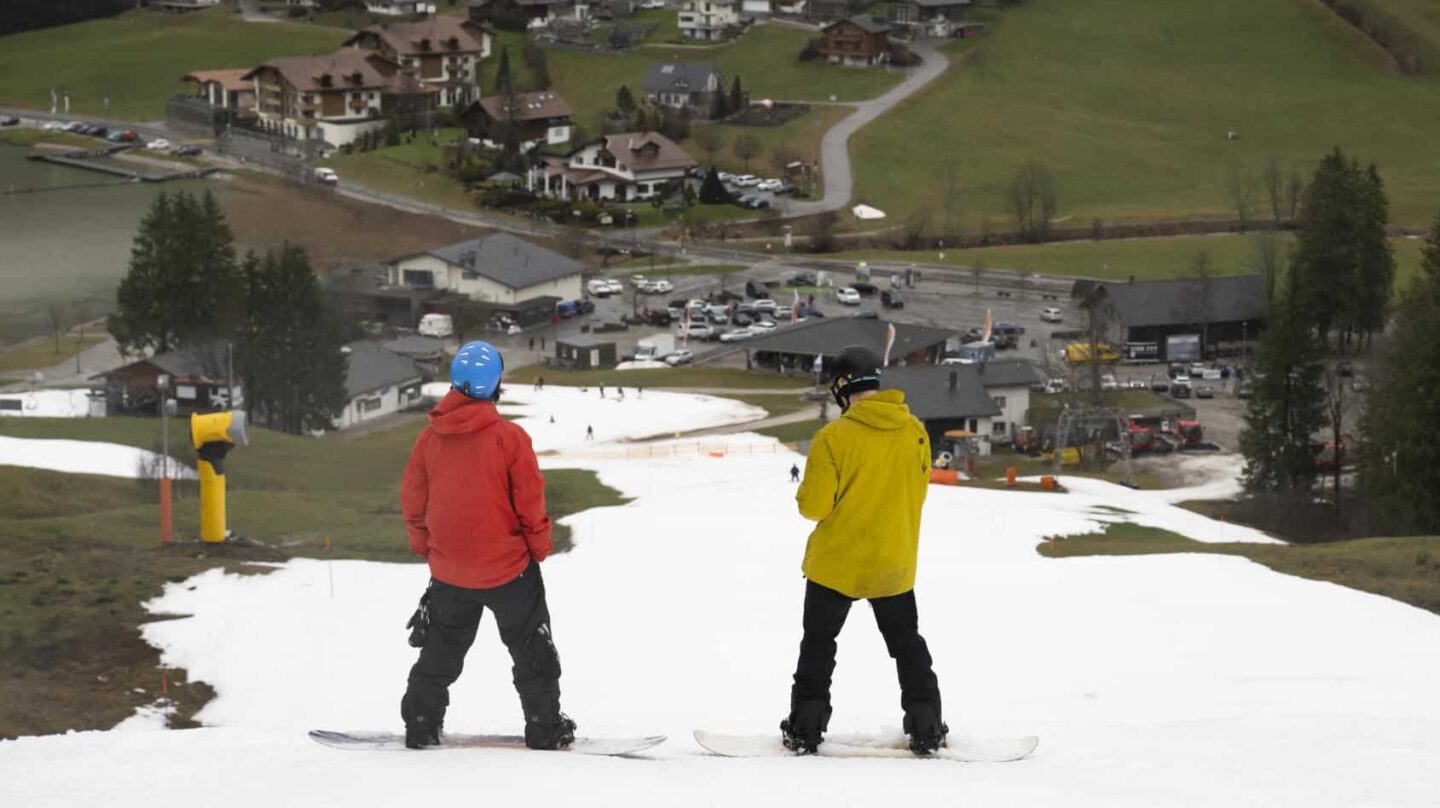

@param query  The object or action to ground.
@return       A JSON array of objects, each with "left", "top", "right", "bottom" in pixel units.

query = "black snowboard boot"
[
  {"left": 780, "top": 699, "right": 831, "bottom": 755},
  {"left": 522, "top": 694, "right": 577, "bottom": 750},
  {"left": 404, "top": 718, "right": 442, "bottom": 750},
  {"left": 903, "top": 702, "right": 947, "bottom": 756}
]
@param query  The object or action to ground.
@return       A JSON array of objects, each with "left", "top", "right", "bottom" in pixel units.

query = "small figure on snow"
[
  {"left": 400, "top": 341, "right": 577, "bottom": 751},
  {"left": 586, "top": 424, "right": 594, "bottom": 441},
  {"left": 599, "top": 383, "right": 606, "bottom": 398},
  {"left": 617, "top": 387, "right": 626, "bottom": 402},
  {"left": 637, "top": 386, "right": 643, "bottom": 399},
  {"left": 538, "top": 376, "right": 545, "bottom": 391},
  {"left": 789, "top": 463, "right": 800, "bottom": 483},
  {"left": 784, "top": 346, "right": 945, "bottom": 756}
]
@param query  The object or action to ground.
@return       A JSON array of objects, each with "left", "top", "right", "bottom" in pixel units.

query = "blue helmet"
[{"left": 451, "top": 340, "right": 504, "bottom": 400}]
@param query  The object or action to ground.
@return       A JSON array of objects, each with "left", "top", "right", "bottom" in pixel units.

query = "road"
[{"left": 785, "top": 39, "right": 950, "bottom": 217}]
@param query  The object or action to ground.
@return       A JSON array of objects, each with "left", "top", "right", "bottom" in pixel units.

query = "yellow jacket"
[{"left": 796, "top": 390, "right": 931, "bottom": 599}]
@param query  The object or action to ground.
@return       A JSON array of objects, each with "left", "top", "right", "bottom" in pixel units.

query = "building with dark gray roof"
[
  {"left": 882, "top": 360, "right": 1042, "bottom": 453},
  {"left": 337, "top": 340, "right": 425, "bottom": 430},
  {"left": 1086, "top": 275, "right": 1266, "bottom": 361},
  {"left": 744, "top": 317, "right": 953, "bottom": 374},
  {"left": 643, "top": 62, "right": 726, "bottom": 117}
]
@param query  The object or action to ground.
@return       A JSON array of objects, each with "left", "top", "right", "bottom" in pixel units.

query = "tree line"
[
  {"left": 2, "top": 0, "right": 130, "bottom": 37},
  {"left": 108, "top": 190, "right": 348, "bottom": 434}
]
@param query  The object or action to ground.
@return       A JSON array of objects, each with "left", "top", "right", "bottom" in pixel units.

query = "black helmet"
[{"left": 830, "top": 345, "right": 883, "bottom": 410}]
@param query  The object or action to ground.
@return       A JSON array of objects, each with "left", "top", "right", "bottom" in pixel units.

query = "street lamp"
[{"left": 157, "top": 373, "right": 173, "bottom": 545}]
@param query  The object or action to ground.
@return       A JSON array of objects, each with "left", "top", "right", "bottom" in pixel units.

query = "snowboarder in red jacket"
[{"left": 399, "top": 341, "right": 576, "bottom": 751}]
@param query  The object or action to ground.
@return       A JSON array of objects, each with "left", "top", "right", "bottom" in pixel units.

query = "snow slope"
[
  {"left": 0, "top": 436, "right": 194, "bottom": 479},
  {"left": 419, "top": 383, "right": 767, "bottom": 452},
  {"left": 3, "top": 430, "right": 1439, "bottom": 806}
]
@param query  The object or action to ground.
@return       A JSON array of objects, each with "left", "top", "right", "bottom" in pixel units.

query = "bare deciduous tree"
[
  {"left": 47, "top": 302, "right": 69, "bottom": 354},
  {"left": 940, "top": 161, "right": 962, "bottom": 241},
  {"left": 732, "top": 134, "right": 763, "bottom": 172},
  {"left": 1285, "top": 167, "right": 1303, "bottom": 220},
  {"left": 1250, "top": 231, "right": 1284, "bottom": 307},
  {"left": 1008, "top": 160, "right": 1057, "bottom": 242},
  {"left": 692, "top": 126, "right": 723, "bottom": 165},
  {"left": 1262, "top": 156, "right": 1284, "bottom": 224},
  {"left": 1226, "top": 166, "right": 1257, "bottom": 231}
]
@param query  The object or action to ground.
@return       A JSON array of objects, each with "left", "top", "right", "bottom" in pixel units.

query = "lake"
[{"left": 0, "top": 143, "right": 230, "bottom": 343}]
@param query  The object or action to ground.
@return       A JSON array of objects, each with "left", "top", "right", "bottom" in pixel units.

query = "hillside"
[
  {"left": 0, "top": 8, "right": 346, "bottom": 120},
  {"left": 850, "top": 0, "right": 1440, "bottom": 229}
]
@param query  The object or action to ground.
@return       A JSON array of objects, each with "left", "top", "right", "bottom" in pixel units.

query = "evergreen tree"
[
  {"left": 616, "top": 85, "right": 635, "bottom": 116},
  {"left": 1353, "top": 163, "right": 1395, "bottom": 348},
  {"left": 494, "top": 46, "right": 514, "bottom": 98},
  {"left": 108, "top": 190, "right": 243, "bottom": 356},
  {"left": 729, "top": 75, "right": 744, "bottom": 115},
  {"left": 1360, "top": 211, "right": 1440, "bottom": 532},
  {"left": 698, "top": 167, "right": 731, "bottom": 204},
  {"left": 238, "top": 244, "right": 347, "bottom": 434},
  {"left": 1239, "top": 273, "right": 1326, "bottom": 494}
]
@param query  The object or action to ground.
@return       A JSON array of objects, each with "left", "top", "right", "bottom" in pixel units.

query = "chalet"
[
  {"left": 678, "top": 0, "right": 739, "bottom": 40},
  {"left": 242, "top": 50, "right": 436, "bottom": 147},
  {"left": 643, "top": 62, "right": 725, "bottom": 117},
  {"left": 335, "top": 341, "right": 425, "bottom": 430},
  {"left": 881, "top": 361, "right": 1041, "bottom": 454},
  {"left": 554, "top": 336, "right": 618, "bottom": 370},
  {"left": 344, "top": 18, "right": 492, "bottom": 107},
  {"left": 818, "top": 15, "right": 892, "bottom": 66},
  {"left": 530, "top": 131, "right": 697, "bottom": 202},
  {"left": 388, "top": 232, "right": 585, "bottom": 313},
  {"left": 893, "top": 0, "right": 971, "bottom": 38},
  {"left": 180, "top": 69, "right": 256, "bottom": 118},
  {"left": 804, "top": 0, "right": 848, "bottom": 23},
  {"left": 470, "top": 0, "right": 589, "bottom": 27},
  {"left": 459, "top": 90, "right": 574, "bottom": 150},
  {"left": 95, "top": 344, "right": 242, "bottom": 417},
  {"left": 1082, "top": 275, "right": 1267, "bottom": 361}
]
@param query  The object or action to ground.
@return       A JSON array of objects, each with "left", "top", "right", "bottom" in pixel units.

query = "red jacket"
[{"left": 401, "top": 390, "right": 552, "bottom": 589}]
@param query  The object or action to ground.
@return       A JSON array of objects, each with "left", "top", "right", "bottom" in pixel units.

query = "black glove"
[{"left": 406, "top": 587, "right": 431, "bottom": 648}]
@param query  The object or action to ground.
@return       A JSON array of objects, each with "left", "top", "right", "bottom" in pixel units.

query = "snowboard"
[
  {"left": 692, "top": 730, "right": 1038, "bottom": 763},
  {"left": 309, "top": 729, "right": 666, "bottom": 757}
]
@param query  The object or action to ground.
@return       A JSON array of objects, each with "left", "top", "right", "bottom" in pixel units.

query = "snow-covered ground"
[
  {"left": 419, "top": 383, "right": 767, "bottom": 452},
  {"left": 0, "top": 435, "right": 194, "bottom": 479},
  {"left": 3, "top": 406, "right": 1439, "bottom": 806}
]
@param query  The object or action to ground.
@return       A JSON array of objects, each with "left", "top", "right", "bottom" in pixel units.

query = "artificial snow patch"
[
  {"left": 612, "top": 360, "right": 669, "bottom": 371},
  {"left": 0, "top": 436, "right": 195, "bottom": 479},
  {"left": 0, "top": 389, "right": 95, "bottom": 418},
  {"left": 852, "top": 204, "right": 886, "bottom": 220},
  {"left": 418, "top": 384, "right": 766, "bottom": 452}
]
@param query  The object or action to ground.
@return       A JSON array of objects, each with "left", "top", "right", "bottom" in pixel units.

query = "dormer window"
[
  {"left": 318, "top": 74, "right": 333, "bottom": 88},
  {"left": 447, "top": 37, "right": 460, "bottom": 50},
  {"left": 419, "top": 38, "right": 431, "bottom": 51}
]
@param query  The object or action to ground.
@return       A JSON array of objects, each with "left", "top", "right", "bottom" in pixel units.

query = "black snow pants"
[
  {"left": 401, "top": 561, "right": 561, "bottom": 729},
  {"left": 791, "top": 578, "right": 941, "bottom": 716}
]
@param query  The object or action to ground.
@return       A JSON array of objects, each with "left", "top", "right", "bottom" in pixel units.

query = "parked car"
[
  {"left": 314, "top": 167, "right": 339, "bottom": 185},
  {"left": 577, "top": 299, "right": 595, "bottom": 315},
  {"left": 1040, "top": 306, "right": 1063, "bottom": 323},
  {"left": 641, "top": 279, "right": 674, "bottom": 294},
  {"left": 629, "top": 274, "right": 648, "bottom": 287},
  {"left": 0, "top": 115, "right": 20, "bottom": 127},
  {"left": 604, "top": 279, "right": 624, "bottom": 294},
  {"left": 664, "top": 349, "right": 695, "bottom": 366},
  {"left": 1188, "top": 361, "right": 1208, "bottom": 377},
  {"left": 750, "top": 318, "right": 777, "bottom": 331},
  {"left": 745, "top": 279, "right": 770, "bottom": 299},
  {"left": 752, "top": 299, "right": 777, "bottom": 314},
  {"left": 676, "top": 321, "right": 716, "bottom": 339},
  {"left": 586, "top": 279, "right": 614, "bottom": 297},
  {"left": 850, "top": 281, "right": 879, "bottom": 297},
  {"left": 1196, "top": 385, "right": 1215, "bottom": 399},
  {"left": 64, "top": 121, "right": 87, "bottom": 133},
  {"left": 881, "top": 290, "right": 904, "bottom": 309},
  {"left": 786, "top": 272, "right": 818, "bottom": 287},
  {"left": 719, "top": 327, "right": 756, "bottom": 343},
  {"left": 994, "top": 322, "right": 1025, "bottom": 336},
  {"left": 107, "top": 129, "right": 138, "bottom": 143},
  {"left": 1100, "top": 373, "right": 1120, "bottom": 391},
  {"left": 145, "top": 138, "right": 172, "bottom": 151},
  {"left": 1171, "top": 375, "right": 1193, "bottom": 398},
  {"left": 417, "top": 313, "right": 453, "bottom": 337},
  {"left": 731, "top": 311, "right": 754, "bottom": 327},
  {"left": 1149, "top": 374, "right": 1170, "bottom": 394},
  {"left": 756, "top": 179, "right": 783, "bottom": 192},
  {"left": 732, "top": 174, "right": 759, "bottom": 187},
  {"left": 717, "top": 171, "right": 734, "bottom": 182},
  {"left": 836, "top": 287, "right": 861, "bottom": 306}
]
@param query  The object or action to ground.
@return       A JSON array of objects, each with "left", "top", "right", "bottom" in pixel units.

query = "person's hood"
[
  {"left": 429, "top": 388, "right": 503, "bottom": 435},
  {"left": 842, "top": 389, "right": 912, "bottom": 430}
]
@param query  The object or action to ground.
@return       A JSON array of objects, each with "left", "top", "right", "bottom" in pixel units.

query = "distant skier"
[
  {"left": 617, "top": 387, "right": 626, "bottom": 401},
  {"left": 785, "top": 345, "right": 943, "bottom": 756},
  {"left": 399, "top": 340, "right": 577, "bottom": 751},
  {"left": 599, "top": 383, "right": 606, "bottom": 398},
  {"left": 789, "top": 463, "right": 800, "bottom": 483},
  {"left": 586, "top": 424, "right": 594, "bottom": 440}
]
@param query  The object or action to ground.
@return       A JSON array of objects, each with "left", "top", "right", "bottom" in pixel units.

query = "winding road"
[{"left": 785, "top": 39, "right": 949, "bottom": 217}]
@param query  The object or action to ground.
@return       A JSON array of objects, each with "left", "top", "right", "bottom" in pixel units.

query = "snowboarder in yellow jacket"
[{"left": 783, "top": 345, "right": 945, "bottom": 756}]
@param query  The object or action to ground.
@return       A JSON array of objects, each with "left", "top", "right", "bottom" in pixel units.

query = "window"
[
  {"left": 358, "top": 396, "right": 383, "bottom": 414},
  {"left": 992, "top": 421, "right": 1008, "bottom": 436},
  {"left": 992, "top": 395, "right": 1007, "bottom": 410}
]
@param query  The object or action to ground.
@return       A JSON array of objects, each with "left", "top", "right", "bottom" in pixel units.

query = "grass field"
[
  {"left": 0, "top": 8, "right": 346, "bottom": 120},
  {"left": 753, "top": 418, "right": 825, "bottom": 443},
  {"left": 1040, "top": 522, "right": 1440, "bottom": 617},
  {"left": 505, "top": 363, "right": 808, "bottom": 390},
  {"left": 545, "top": 25, "right": 904, "bottom": 130},
  {"left": 684, "top": 104, "right": 850, "bottom": 179},
  {"left": 836, "top": 233, "right": 1429, "bottom": 286},
  {"left": 850, "top": 0, "right": 1440, "bottom": 229},
  {"left": 1342, "top": 0, "right": 1440, "bottom": 76},
  {"left": 320, "top": 128, "right": 475, "bottom": 211},
  {"left": 0, "top": 416, "right": 625, "bottom": 738},
  {"left": 0, "top": 334, "right": 106, "bottom": 373}
]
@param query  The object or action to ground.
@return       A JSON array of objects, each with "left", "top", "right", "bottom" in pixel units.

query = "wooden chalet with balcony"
[{"left": 343, "top": 17, "right": 491, "bottom": 108}]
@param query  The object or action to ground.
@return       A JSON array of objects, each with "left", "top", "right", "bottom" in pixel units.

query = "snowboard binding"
[
  {"left": 780, "top": 700, "right": 831, "bottom": 756},
  {"left": 904, "top": 703, "right": 948, "bottom": 756}
]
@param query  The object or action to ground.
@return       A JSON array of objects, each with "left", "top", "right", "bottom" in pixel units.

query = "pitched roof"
[
  {"left": 746, "top": 317, "right": 954, "bottom": 359},
  {"left": 343, "top": 341, "right": 423, "bottom": 398},
  {"left": 409, "top": 232, "right": 585, "bottom": 290},
  {"left": 643, "top": 62, "right": 723, "bottom": 94},
  {"left": 828, "top": 14, "right": 891, "bottom": 34},
  {"left": 881, "top": 365, "right": 1002, "bottom": 421},
  {"left": 181, "top": 68, "right": 252, "bottom": 92},
  {"left": 243, "top": 50, "right": 402, "bottom": 93},
  {"left": 346, "top": 17, "right": 488, "bottom": 56},
  {"left": 1095, "top": 275, "right": 1267, "bottom": 329},
  {"left": 473, "top": 90, "right": 573, "bottom": 122},
  {"left": 382, "top": 335, "right": 449, "bottom": 357},
  {"left": 906, "top": 0, "right": 971, "bottom": 6},
  {"left": 599, "top": 131, "right": 697, "bottom": 172}
]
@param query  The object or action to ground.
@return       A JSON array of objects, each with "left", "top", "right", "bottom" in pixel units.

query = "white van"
[
  {"left": 314, "top": 167, "right": 339, "bottom": 185},
  {"left": 417, "top": 313, "right": 453, "bottom": 337}
]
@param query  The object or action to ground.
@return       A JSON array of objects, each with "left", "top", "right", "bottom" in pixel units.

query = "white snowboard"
[
  {"left": 310, "top": 729, "right": 665, "bottom": 756},
  {"left": 693, "top": 729, "right": 1039, "bottom": 763}
]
